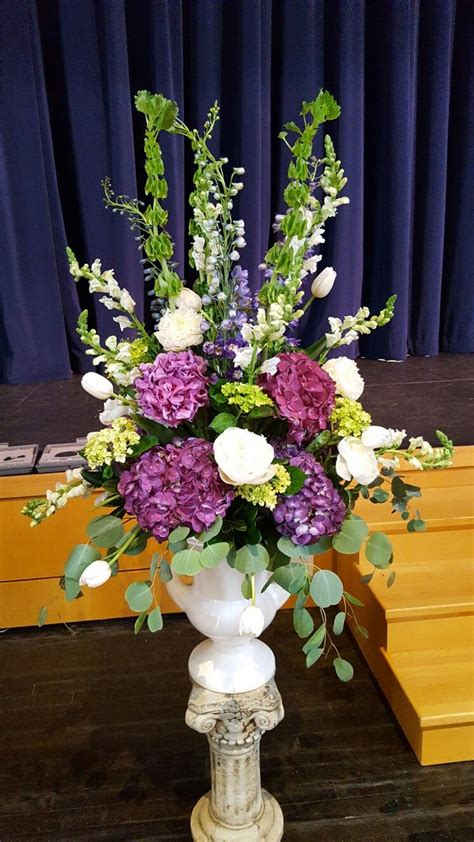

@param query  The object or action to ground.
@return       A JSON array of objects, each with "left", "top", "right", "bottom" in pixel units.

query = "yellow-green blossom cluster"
[
  {"left": 128, "top": 338, "right": 152, "bottom": 366},
  {"left": 331, "top": 397, "right": 371, "bottom": 438},
  {"left": 236, "top": 465, "right": 290, "bottom": 510},
  {"left": 221, "top": 382, "right": 274, "bottom": 414},
  {"left": 84, "top": 418, "right": 140, "bottom": 469}
]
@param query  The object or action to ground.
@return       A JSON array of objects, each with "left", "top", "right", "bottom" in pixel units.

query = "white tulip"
[
  {"left": 213, "top": 428, "right": 276, "bottom": 486},
  {"left": 173, "top": 287, "right": 202, "bottom": 311},
  {"left": 361, "top": 426, "right": 406, "bottom": 449},
  {"left": 239, "top": 605, "right": 265, "bottom": 637},
  {"left": 81, "top": 372, "right": 114, "bottom": 401},
  {"left": 99, "top": 398, "right": 131, "bottom": 426},
  {"left": 322, "top": 357, "right": 364, "bottom": 401},
  {"left": 79, "top": 560, "right": 112, "bottom": 589},
  {"left": 336, "top": 437, "right": 379, "bottom": 486},
  {"left": 311, "top": 266, "right": 336, "bottom": 298}
]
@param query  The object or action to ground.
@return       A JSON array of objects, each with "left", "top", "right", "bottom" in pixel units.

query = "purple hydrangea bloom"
[
  {"left": 118, "top": 438, "right": 234, "bottom": 540},
  {"left": 273, "top": 449, "right": 346, "bottom": 545},
  {"left": 259, "top": 352, "right": 336, "bottom": 444},
  {"left": 134, "top": 351, "right": 209, "bottom": 428}
]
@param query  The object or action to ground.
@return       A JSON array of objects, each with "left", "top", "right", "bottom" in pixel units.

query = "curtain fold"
[{"left": 0, "top": 0, "right": 472, "bottom": 383}]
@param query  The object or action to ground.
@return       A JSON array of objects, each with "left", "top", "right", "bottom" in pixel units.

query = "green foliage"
[
  {"left": 37, "top": 605, "right": 48, "bottom": 628},
  {"left": 198, "top": 516, "right": 223, "bottom": 543},
  {"left": 293, "top": 606, "right": 314, "bottom": 639},
  {"left": 302, "top": 623, "right": 326, "bottom": 653},
  {"left": 158, "top": 558, "right": 172, "bottom": 583},
  {"left": 365, "top": 532, "right": 393, "bottom": 569},
  {"left": 306, "top": 647, "right": 324, "bottom": 668},
  {"left": 200, "top": 542, "right": 230, "bottom": 568},
  {"left": 168, "top": 526, "right": 190, "bottom": 543},
  {"left": 134, "top": 612, "right": 147, "bottom": 634},
  {"left": 271, "top": 561, "right": 307, "bottom": 594},
  {"left": 125, "top": 581, "right": 154, "bottom": 613},
  {"left": 64, "top": 544, "right": 101, "bottom": 581},
  {"left": 171, "top": 549, "right": 202, "bottom": 576},
  {"left": 344, "top": 591, "right": 364, "bottom": 607},
  {"left": 310, "top": 570, "right": 344, "bottom": 608},
  {"left": 332, "top": 611, "right": 346, "bottom": 635},
  {"left": 209, "top": 413, "right": 238, "bottom": 433},
  {"left": 234, "top": 544, "right": 269, "bottom": 574},
  {"left": 86, "top": 515, "right": 124, "bottom": 548},
  {"left": 241, "top": 574, "right": 253, "bottom": 600},
  {"left": 65, "top": 578, "right": 81, "bottom": 602},
  {"left": 332, "top": 516, "right": 368, "bottom": 554},
  {"left": 333, "top": 657, "right": 354, "bottom": 682},
  {"left": 147, "top": 606, "right": 164, "bottom": 633},
  {"left": 132, "top": 414, "right": 174, "bottom": 444},
  {"left": 283, "top": 465, "right": 307, "bottom": 496}
]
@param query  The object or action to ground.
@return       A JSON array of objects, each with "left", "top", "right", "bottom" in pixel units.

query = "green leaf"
[
  {"left": 277, "top": 537, "right": 302, "bottom": 558},
  {"left": 168, "top": 526, "right": 190, "bottom": 543},
  {"left": 333, "top": 611, "right": 346, "bottom": 635},
  {"left": 365, "top": 532, "right": 393, "bottom": 569},
  {"left": 284, "top": 465, "right": 307, "bottom": 496},
  {"left": 171, "top": 549, "right": 202, "bottom": 576},
  {"left": 332, "top": 516, "right": 369, "bottom": 554},
  {"left": 200, "top": 542, "right": 230, "bottom": 568},
  {"left": 333, "top": 657, "right": 354, "bottom": 682},
  {"left": 125, "top": 581, "right": 153, "bottom": 613},
  {"left": 65, "top": 577, "right": 81, "bottom": 601},
  {"left": 407, "top": 517, "right": 427, "bottom": 533},
  {"left": 357, "top": 625, "right": 369, "bottom": 639},
  {"left": 241, "top": 574, "right": 253, "bottom": 600},
  {"left": 370, "top": 488, "right": 390, "bottom": 504},
  {"left": 147, "top": 606, "right": 163, "bottom": 633},
  {"left": 247, "top": 405, "right": 274, "bottom": 418},
  {"left": 209, "top": 413, "right": 237, "bottom": 433},
  {"left": 132, "top": 413, "right": 174, "bottom": 443},
  {"left": 149, "top": 553, "right": 160, "bottom": 577},
  {"left": 405, "top": 483, "right": 421, "bottom": 498},
  {"left": 272, "top": 562, "right": 306, "bottom": 594},
  {"left": 122, "top": 534, "right": 148, "bottom": 556},
  {"left": 234, "top": 544, "right": 269, "bottom": 575},
  {"left": 64, "top": 544, "right": 101, "bottom": 580},
  {"left": 310, "top": 570, "right": 344, "bottom": 608},
  {"left": 391, "top": 476, "right": 406, "bottom": 499},
  {"left": 129, "top": 434, "right": 160, "bottom": 458},
  {"left": 86, "top": 515, "right": 124, "bottom": 547},
  {"left": 134, "top": 612, "right": 147, "bottom": 634},
  {"left": 168, "top": 539, "right": 187, "bottom": 554},
  {"left": 293, "top": 607, "right": 314, "bottom": 638},
  {"left": 387, "top": 570, "right": 396, "bottom": 588},
  {"left": 302, "top": 623, "right": 326, "bottom": 653},
  {"left": 306, "top": 647, "right": 324, "bottom": 668},
  {"left": 343, "top": 591, "right": 364, "bottom": 607},
  {"left": 360, "top": 573, "right": 374, "bottom": 585},
  {"left": 37, "top": 605, "right": 48, "bottom": 628},
  {"left": 158, "top": 558, "right": 173, "bottom": 583},
  {"left": 198, "top": 516, "right": 223, "bottom": 543}
]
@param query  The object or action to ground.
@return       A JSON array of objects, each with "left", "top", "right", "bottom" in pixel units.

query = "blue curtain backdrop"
[{"left": 0, "top": 0, "right": 472, "bottom": 383}]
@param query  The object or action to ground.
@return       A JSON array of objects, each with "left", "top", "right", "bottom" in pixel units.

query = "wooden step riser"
[{"left": 387, "top": 613, "right": 474, "bottom": 653}]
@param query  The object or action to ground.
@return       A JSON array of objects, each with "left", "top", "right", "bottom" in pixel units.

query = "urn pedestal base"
[{"left": 186, "top": 679, "right": 284, "bottom": 842}]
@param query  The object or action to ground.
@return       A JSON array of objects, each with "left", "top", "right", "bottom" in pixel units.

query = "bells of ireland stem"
[
  {"left": 311, "top": 266, "right": 336, "bottom": 299},
  {"left": 81, "top": 372, "right": 114, "bottom": 401}
]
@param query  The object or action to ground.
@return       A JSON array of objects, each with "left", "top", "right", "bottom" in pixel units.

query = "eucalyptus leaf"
[
  {"left": 234, "top": 544, "right": 269, "bottom": 575},
  {"left": 37, "top": 605, "right": 48, "bottom": 628},
  {"left": 391, "top": 476, "right": 406, "bottom": 499},
  {"left": 158, "top": 558, "right": 173, "bottom": 583},
  {"left": 147, "top": 606, "right": 163, "bottom": 633},
  {"left": 198, "top": 516, "right": 223, "bottom": 543},
  {"left": 357, "top": 625, "right": 369, "bottom": 639},
  {"left": 387, "top": 570, "right": 396, "bottom": 588},
  {"left": 200, "top": 542, "right": 230, "bottom": 569},
  {"left": 168, "top": 526, "right": 190, "bottom": 543},
  {"left": 360, "top": 573, "right": 374, "bottom": 585},
  {"left": 65, "top": 577, "right": 81, "bottom": 602},
  {"left": 64, "top": 544, "right": 101, "bottom": 581},
  {"left": 86, "top": 515, "right": 124, "bottom": 547},
  {"left": 332, "top": 611, "right": 346, "bottom": 635},
  {"left": 125, "top": 581, "right": 153, "bottom": 613},
  {"left": 310, "top": 570, "right": 343, "bottom": 608},
  {"left": 149, "top": 553, "right": 160, "bottom": 577},
  {"left": 171, "top": 549, "right": 202, "bottom": 576},
  {"left": 302, "top": 623, "right": 326, "bottom": 653},
  {"left": 365, "top": 532, "right": 393, "bottom": 569},
  {"left": 272, "top": 562, "right": 306, "bottom": 594},
  {"left": 134, "top": 612, "right": 147, "bottom": 634},
  {"left": 241, "top": 575, "right": 253, "bottom": 600},
  {"left": 306, "top": 647, "right": 324, "bottom": 668},
  {"left": 334, "top": 657, "right": 354, "bottom": 682},
  {"left": 293, "top": 607, "right": 314, "bottom": 639},
  {"left": 344, "top": 591, "right": 364, "bottom": 607},
  {"left": 277, "top": 537, "right": 302, "bottom": 558},
  {"left": 332, "top": 516, "right": 368, "bottom": 554}
]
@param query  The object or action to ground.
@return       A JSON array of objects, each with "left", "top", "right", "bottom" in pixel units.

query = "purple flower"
[
  {"left": 134, "top": 351, "right": 209, "bottom": 428},
  {"left": 118, "top": 438, "right": 234, "bottom": 540},
  {"left": 273, "top": 449, "right": 346, "bottom": 545},
  {"left": 259, "top": 352, "right": 336, "bottom": 444}
]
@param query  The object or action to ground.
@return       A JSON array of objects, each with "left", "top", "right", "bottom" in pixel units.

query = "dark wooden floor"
[
  {"left": 0, "top": 612, "right": 473, "bottom": 841},
  {"left": 1, "top": 354, "right": 473, "bottom": 450}
]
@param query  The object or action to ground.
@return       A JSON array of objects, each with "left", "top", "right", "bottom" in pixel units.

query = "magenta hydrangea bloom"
[
  {"left": 118, "top": 438, "right": 234, "bottom": 540},
  {"left": 259, "top": 352, "right": 335, "bottom": 443},
  {"left": 134, "top": 351, "right": 209, "bottom": 428},
  {"left": 273, "top": 448, "right": 346, "bottom": 545}
]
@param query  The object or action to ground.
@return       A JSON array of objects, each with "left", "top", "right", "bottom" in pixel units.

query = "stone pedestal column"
[{"left": 186, "top": 679, "right": 285, "bottom": 841}]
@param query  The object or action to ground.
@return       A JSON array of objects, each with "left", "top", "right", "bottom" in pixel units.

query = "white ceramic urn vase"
[{"left": 166, "top": 560, "right": 288, "bottom": 694}]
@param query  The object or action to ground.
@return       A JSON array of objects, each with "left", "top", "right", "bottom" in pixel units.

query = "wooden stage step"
[{"left": 340, "top": 446, "right": 474, "bottom": 765}]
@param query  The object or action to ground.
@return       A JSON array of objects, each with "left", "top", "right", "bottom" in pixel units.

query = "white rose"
[
  {"left": 99, "top": 398, "right": 131, "bottom": 426},
  {"left": 239, "top": 605, "right": 265, "bottom": 637},
  {"left": 311, "top": 266, "right": 336, "bottom": 298},
  {"left": 233, "top": 346, "right": 253, "bottom": 370},
  {"left": 259, "top": 356, "right": 280, "bottom": 376},
  {"left": 361, "top": 426, "right": 406, "bottom": 449},
  {"left": 79, "top": 560, "right": 112, "bottom": 589},
  {"left": 213, "top": 428, "right": 276, "bottom": 486},
  {"left": 173, "top": 287, "right": 202, "bottom": 311},
  {"left": 336, "top": 437, "right": 379, "bottom": 486},
  {"left": 81, "top": 372, "right": 114, "bottom": 401},
  {"left": 322, "top": 357, "right": 364, "bottom": 400},
  {"left": 155, "top": 307, "right": 203, "bottom": 352}
]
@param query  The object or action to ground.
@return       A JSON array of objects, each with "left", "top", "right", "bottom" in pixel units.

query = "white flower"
[
  {"left": 155, "top": 307, "right": 203, "bottom": 352},
  {"left": 289, "top": 236, "right": 305, "bottom": 254},
  {"left": 303, "top": 254, "right": 323, "bottom": 275},
  {"left": 99, "top": 398, "right": 131, "bottom": 426},
  {"left": 91, "top": 259, "right": 102, "bottom": 277},
  {"left": 230, "top": 250, "right": 240, "bottom": 260},
  {"left": 79, "top": 560, "right": 112, "bottom": 589},
  {"left": 361, "top": 426, "right": 406, "bottom": 449},
  {"left": 173, "top": 288, "right": 202, "bottom": 311},
  {"left": 259, "top": 356, "right": 280, "bottom": 376},
  {"left": 98, "top": 295, "right": 116, "bottom": 310},
  {"left": 239, "top": 605, "right": 265, "bottom": 637},
  {"left": 322, "top": 357, "right": 364, "bottom": 400},
  {"left": 234, "top": 237, "right": 246, "bottom": 248},
  {"left": 233, "top": 166, "right": 245, "bottom": 175},
  {"left": 113, "top": 316, "right": 133, "bottom": 332},
  {"left": 311, "top": 267, "right": 336, "bottom": 298},
  {"left": 336, "top": 437, "right": 379, "bottom": 486},
  {"left": 233, "top": 346, "right": 253, "bottom": 370},
  {"left": 213, "top": 428, "right": 276, "bottom": 486},
  {"left": 119, "top": 289, "right": 135, "bottom": 313},
  {"left": 81, "top": 372, "right": 114, "bottom": 401},
  {"left": 308, "top": 225, "right": 325, "bottom": 248}
]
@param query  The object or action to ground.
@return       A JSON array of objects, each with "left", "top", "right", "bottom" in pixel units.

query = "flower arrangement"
[{"left": 24, "top": 90, "right": 453, "bottom": 681}]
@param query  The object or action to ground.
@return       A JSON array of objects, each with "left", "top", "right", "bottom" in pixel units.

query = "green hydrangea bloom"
[
  {"left": 84, "top": 418, "right": 140, "bottom": 469},
  {"left": 331, "top": 397, "right": 371, "bottom": 438},
  {"left": 221, "top": 382, "right": 274, "bottom": 414},
  {"left": 129, "top": 338, "right": 152, "bottom": 365},
  {"left": 236, "top": 465, "right": 290, "bottom": 510}
]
